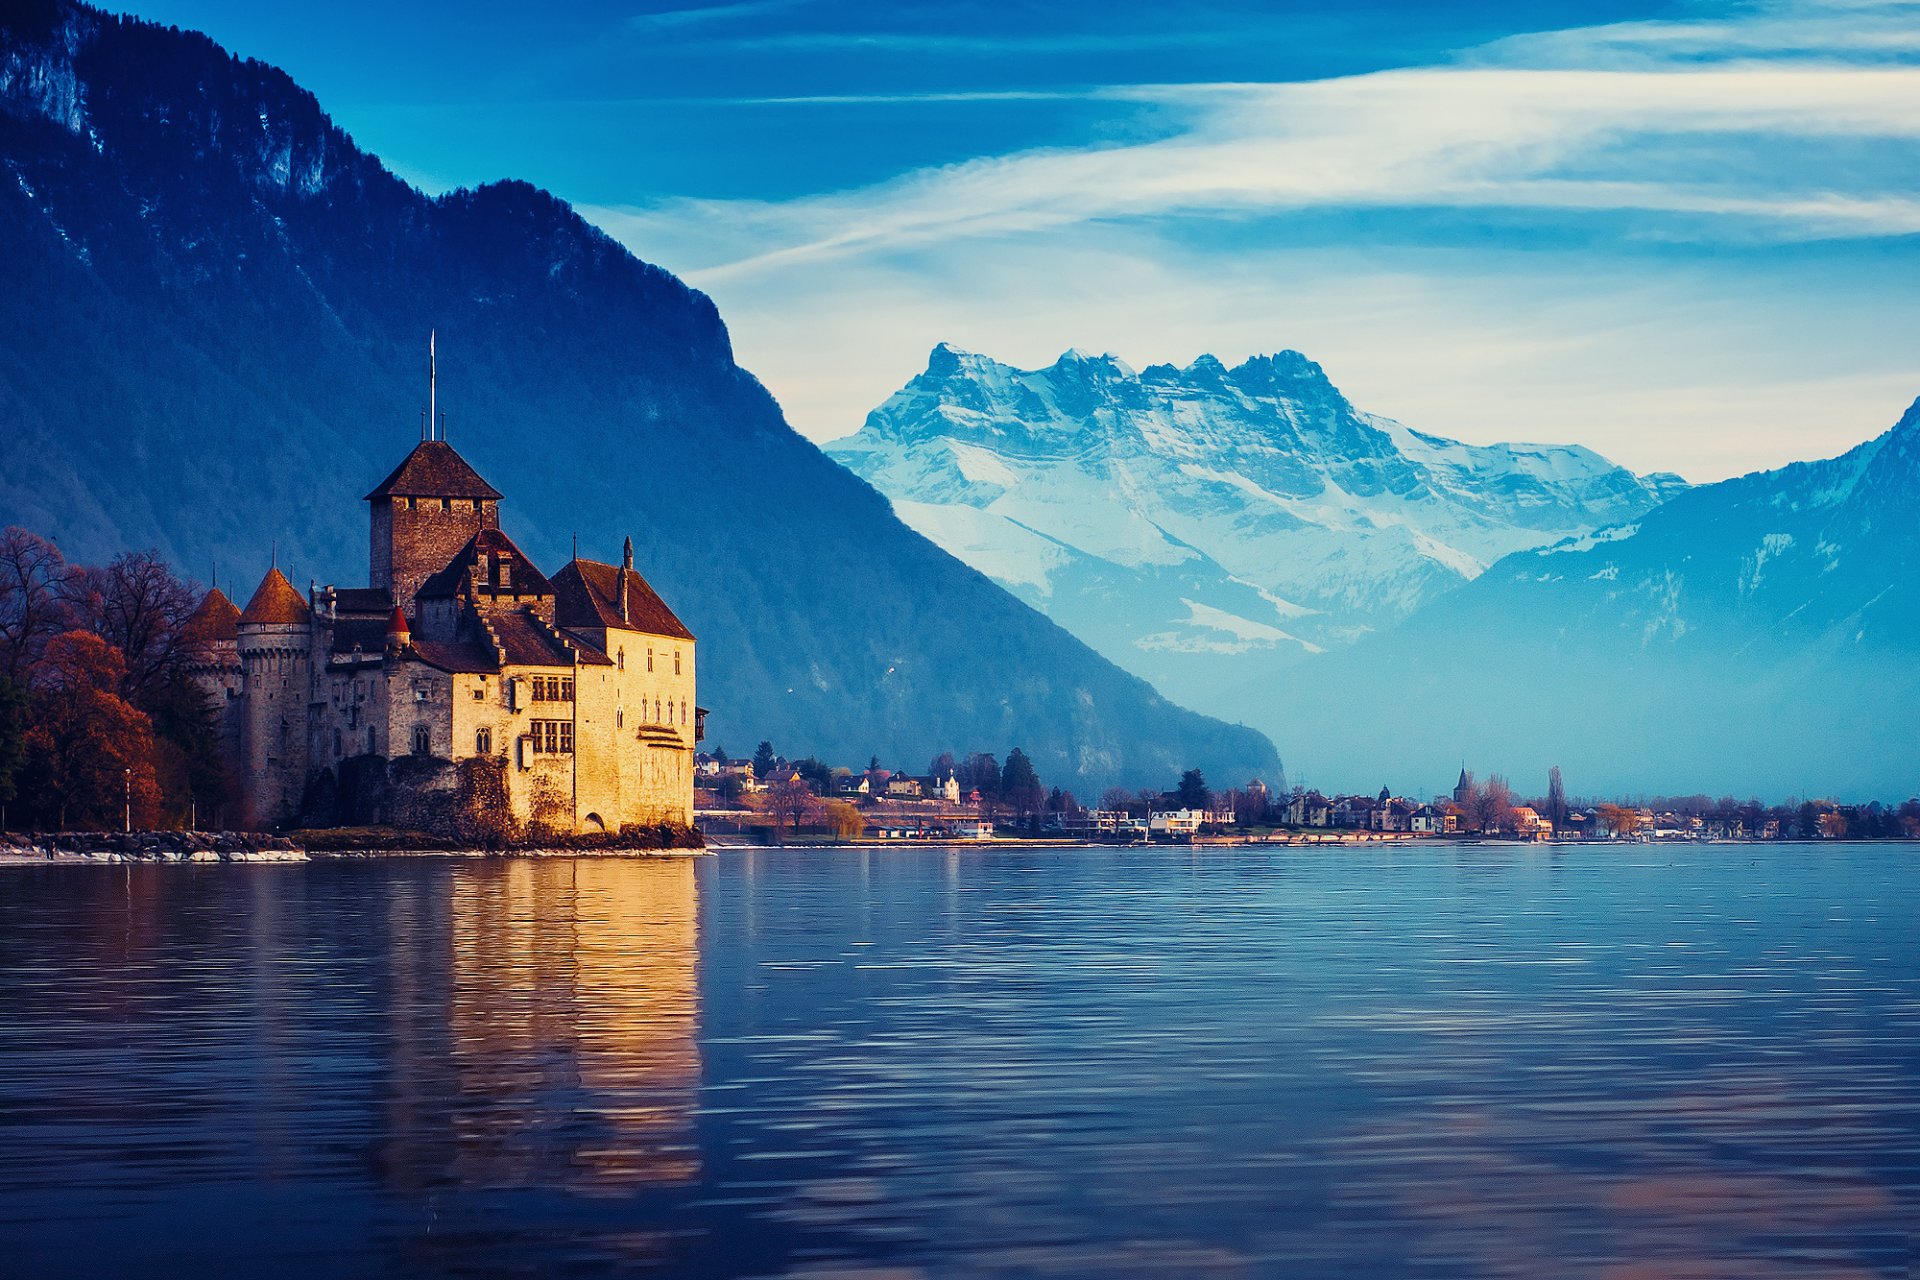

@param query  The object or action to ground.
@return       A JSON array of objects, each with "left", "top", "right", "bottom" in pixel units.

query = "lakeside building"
[{"left": 186, "top": 423, "right": 701, "bottom": 834}]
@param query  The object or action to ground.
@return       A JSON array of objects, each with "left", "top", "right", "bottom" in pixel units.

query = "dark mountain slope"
[{"left": 0, "top": 0, "right": 1279, "bottom": 790}]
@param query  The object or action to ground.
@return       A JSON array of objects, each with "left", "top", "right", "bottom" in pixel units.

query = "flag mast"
[{"left": 429, "top": 329, "right": 437, "bottom": 441}]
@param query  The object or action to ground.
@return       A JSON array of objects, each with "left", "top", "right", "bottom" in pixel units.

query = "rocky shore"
[
  {"left": 0, "top": 826, "right": 706, "bottom": 864},
  {"left": 0, "top": 831, "right": 308, "bottom": 864}
]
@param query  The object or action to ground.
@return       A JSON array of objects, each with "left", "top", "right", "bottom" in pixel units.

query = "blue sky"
[{"left": 122, "top": 0, "right": 1920, "bottom": 480}]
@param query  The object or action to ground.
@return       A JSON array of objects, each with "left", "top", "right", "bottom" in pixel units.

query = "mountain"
[
  {"left": 1271, "top": 397, "right": 1920, "bottom": 799},
  {"left": 0, "top": 0, "right": 1280, "bottom": 792},
  {"left": 829, "top": 344, "right": 1686, "bottom": 717}
]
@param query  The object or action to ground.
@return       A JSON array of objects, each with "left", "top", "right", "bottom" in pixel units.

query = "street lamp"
[{"left": 123, "top": 767, "right": 131, "bottom": 834}]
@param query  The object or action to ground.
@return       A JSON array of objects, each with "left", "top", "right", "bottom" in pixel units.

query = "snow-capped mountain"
[
  {"left": 1271, "top": 395, "right": 1920, "bottom": 798},
  {"left": 829, "top": 344, "right": 1686, "bottom": 716}
]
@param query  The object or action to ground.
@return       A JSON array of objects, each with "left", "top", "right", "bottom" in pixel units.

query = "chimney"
[{"left": 619, "top": 536, "right": 633, "bottom": 624}]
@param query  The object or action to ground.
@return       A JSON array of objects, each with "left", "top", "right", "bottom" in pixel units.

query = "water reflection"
[
  {"left": 383, "top": 859, "right": 701, "bottom": 1197},
  {"left": 0, "top": 847, "right": 1917, "bottom": 1279}
]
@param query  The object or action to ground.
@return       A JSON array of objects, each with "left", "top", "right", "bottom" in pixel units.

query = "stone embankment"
[{"left": 0, "top": 831, "right": 308, "bottom": 864}]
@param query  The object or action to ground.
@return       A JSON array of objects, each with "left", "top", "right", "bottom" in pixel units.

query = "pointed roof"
[
  {"left": 552, "top": 557, "right": 694, "bottom": 641},
  {"left": 386, "top": 606, "right": 411, "bottom": 636},
  {"left": 183, "top": 586, "right": 241, "bottom": 643},
  {"left": 364, "top": 440, "right": 503, "bottom": 502},
  {"left": 416, "top": 527, "right": 554, "bottom": 599},
  {"left": 238, "top": 567, "right": 310, "bottom": 626}
]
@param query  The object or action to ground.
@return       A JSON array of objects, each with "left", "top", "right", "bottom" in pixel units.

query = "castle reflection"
[{"left": 380, "top": 858, "right": 701, "bottom": 1195}]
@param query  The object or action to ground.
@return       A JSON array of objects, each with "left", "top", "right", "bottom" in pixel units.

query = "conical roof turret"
[{"left": 238, "top": 567, "right": 310, "bottom": 626}]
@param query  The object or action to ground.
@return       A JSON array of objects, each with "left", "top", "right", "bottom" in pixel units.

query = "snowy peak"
[{"left": 831, "top": 343, "right": 1688, "bottom": 722}]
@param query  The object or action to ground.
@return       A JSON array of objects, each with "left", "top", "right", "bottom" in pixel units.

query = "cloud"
[{"left": 578, "top": 0, "right": 1920, "bottom": 482}]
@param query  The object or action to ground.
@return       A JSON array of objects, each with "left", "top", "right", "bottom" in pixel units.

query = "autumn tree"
[
  {"left": 20, "top": 631, "right": 161, "bottom": 829},
  {"left": 821, "top": 798, "right": 865, "bottom": 840}
]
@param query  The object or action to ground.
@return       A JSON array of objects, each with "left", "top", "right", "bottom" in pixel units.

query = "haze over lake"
[{"left": 2, "top": 846, "right": 1915, "bottom": 1278}]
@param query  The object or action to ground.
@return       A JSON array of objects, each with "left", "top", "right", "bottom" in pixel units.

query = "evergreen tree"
[
  {"left": 1176, "top": 768, "right": 1211, "bottom": 809},
  {"left": 1001, "top": 747, "right": 1044, "bottom": 821},
  {"left": 752, "top": 740, "right": 776, "bottom": 780}
]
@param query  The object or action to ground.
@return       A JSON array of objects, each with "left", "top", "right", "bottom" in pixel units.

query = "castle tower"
[
  {"left": 181, "top": 587, "right": 245, "bottom": 810},
  {"left": 365, "top": 440, "right": 503, "bottom": 615},
  {"left": 236, "top": 567, "right": 313, "bottom": 828}
]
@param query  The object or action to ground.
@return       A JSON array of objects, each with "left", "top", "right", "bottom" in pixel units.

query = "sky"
[{"left": 119, "top": 0, "right": 1920, "bottom": 482}]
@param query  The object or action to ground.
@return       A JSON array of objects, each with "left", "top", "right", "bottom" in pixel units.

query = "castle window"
[
  {"left": 407, "top": 498, "right": 418, "bottom": 510},
  {"left": 476, "top": 727, "right": 493, "bottom": 754},
  {"left": 647, "top": 647, "right": 654, "bottom": 672},
  {"left": 560, "top": 678, "right": 574, "bottom": 701},
  {"left": 412, "top": 725, "right": 431, "bottom": 756},
  {"left": 530, "top": 678, "right": 544, "bottom": 702},
  {"left": 674, "top": 650, "right": 681, "bottom": 675},
  {"left": 654, "top": 696, "right": 661, "bottom": 723},
  {"left": 473, "top": 687, "right": 484, "bottom": 701},
  {"left": 616, "top": 708, "right": 624, "bottom": 729},
  {"left": 617, "top": 648, "right": 625, "bottom": 671},
  {"left": 558, "top": 722, "right": 573, "bottom": 753},
  {"left": 441, "top": 498, "right": 452, "bottom": 511}
]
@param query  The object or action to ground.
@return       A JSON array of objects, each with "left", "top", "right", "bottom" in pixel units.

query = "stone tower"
[
  {"left": 181, "top": 585, "right": 244, "bottom": 774},
  {"left": 365, "top": 440, "right": 503, "bottom": 614},
  {"left": 236, "top": 567, "right": 313, "bottom": 828}
]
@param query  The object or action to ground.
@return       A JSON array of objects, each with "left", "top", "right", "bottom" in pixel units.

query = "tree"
[
  {"left": 0, "top": 674, "right": 26, "bottom": 827},
  {"left": 1596, "top": 803, "right": 1642, "bottom": 839},
  {"left": 1481, "top": 774, "right": 1516, "bottom": 834},
  {"left": 961, "top": 752, "right": 1000, "bottom": 811},
  {"left": 1176, "top": 768, "right": 1210, "bottom": 809},
  {"left": 62, "top": 551, "right": 200, "bottom": 706},
  {"left": 1546, "top": 766, "right": 1568, "bottom": 831},
  {"left": 0, "top": 527, "right": 71, "bottom": 684},
  {"left": 1100, "top": 786, "right": 1136, "bottom": 815},
  {"left": 712, "top": 746, "right": 729, "bottom": 767},
  {"left": 752, "top": 740, "right": 776, "bottom": 781},
  {"left": 20, "top": 631, "right": 161, "bottom": 829},
  {"left": 822, "top": 798, "right": 865, "bottom": 840},
  {"left": 928, "top": 750, "right": 956, "bottom": 781},
  {"left": 766, "top": 772, "right": 820, "bottom": 833},
  {"left": 1001, "top": 747, "right": 1044, "bottom": 822}
]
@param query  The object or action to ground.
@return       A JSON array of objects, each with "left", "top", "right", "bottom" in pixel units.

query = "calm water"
[{"left": 0, "top": 845, "right": 1917, "bottom": 1278}]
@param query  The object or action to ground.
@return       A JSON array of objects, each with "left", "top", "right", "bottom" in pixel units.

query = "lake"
[{"left": 0, "top": 844, "right": 1915, "bottom": 1278}]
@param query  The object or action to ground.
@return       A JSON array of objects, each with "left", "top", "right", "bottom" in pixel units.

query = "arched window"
[
  {"left": 654, "top": 697, "right": 661, "bottom": 723},
  {"left": 476, "top": 727, "right": 493, "bottom": 754},
  {"left": 617, "top": 648, "right": 625, "bottom": 671},
  {"left": 412, "top": 725, "right": 431, "bottom": 756},
  {"left": 616, "top": 708, "right": 624, "bottom": 729}
]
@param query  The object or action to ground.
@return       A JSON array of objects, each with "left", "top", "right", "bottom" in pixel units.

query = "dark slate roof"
[
  {"left": 328, "top": 618, "right": 389, "bottom": 655},
  {"left": 487, "top": 609, "right": 575, "bottom": 668},
  {"left": 551, "top": 558, "right": 695, "bottom": 642},
  {"left": 411, "top": 639, "right": 499, "bottom": 675},
  {"left": 183, "top": 587, "right": 240, "bottom": 642},
  {"left": 416, "top": 528, "right": 555, "bottom": 600},
  {"left": 560, "top": 629, "right": 615, "bottom": 666},
  {"left": 238, "top": 568, "right": 310, "bottom": 626},
  {"left": 332, "top": 587, "right": 393, "bottom": 616},
  {"left": 364, "top": 440, "right": 503, "bottom": 501}
]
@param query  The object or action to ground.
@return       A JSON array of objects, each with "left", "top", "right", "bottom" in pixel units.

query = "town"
[{"left": 692, "top": 746, "right": 1920, "bottom": 845}]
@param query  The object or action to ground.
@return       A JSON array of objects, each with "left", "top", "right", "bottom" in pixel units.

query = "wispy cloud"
[{"left": 590, "top": 0, "right": 1920, "bottom": 280}]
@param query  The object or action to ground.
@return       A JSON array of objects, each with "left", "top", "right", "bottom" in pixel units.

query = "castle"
[{"left": 184, "top": 427, "right": 700, "bottom": 835}]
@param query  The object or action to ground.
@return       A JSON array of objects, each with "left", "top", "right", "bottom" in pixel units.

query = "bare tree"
[
  {"left": 62, "top": 551, "right": 200, "bottom": 706},
  {"left": 0, "top": 528, "right": 72, "bottom": 683}
]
